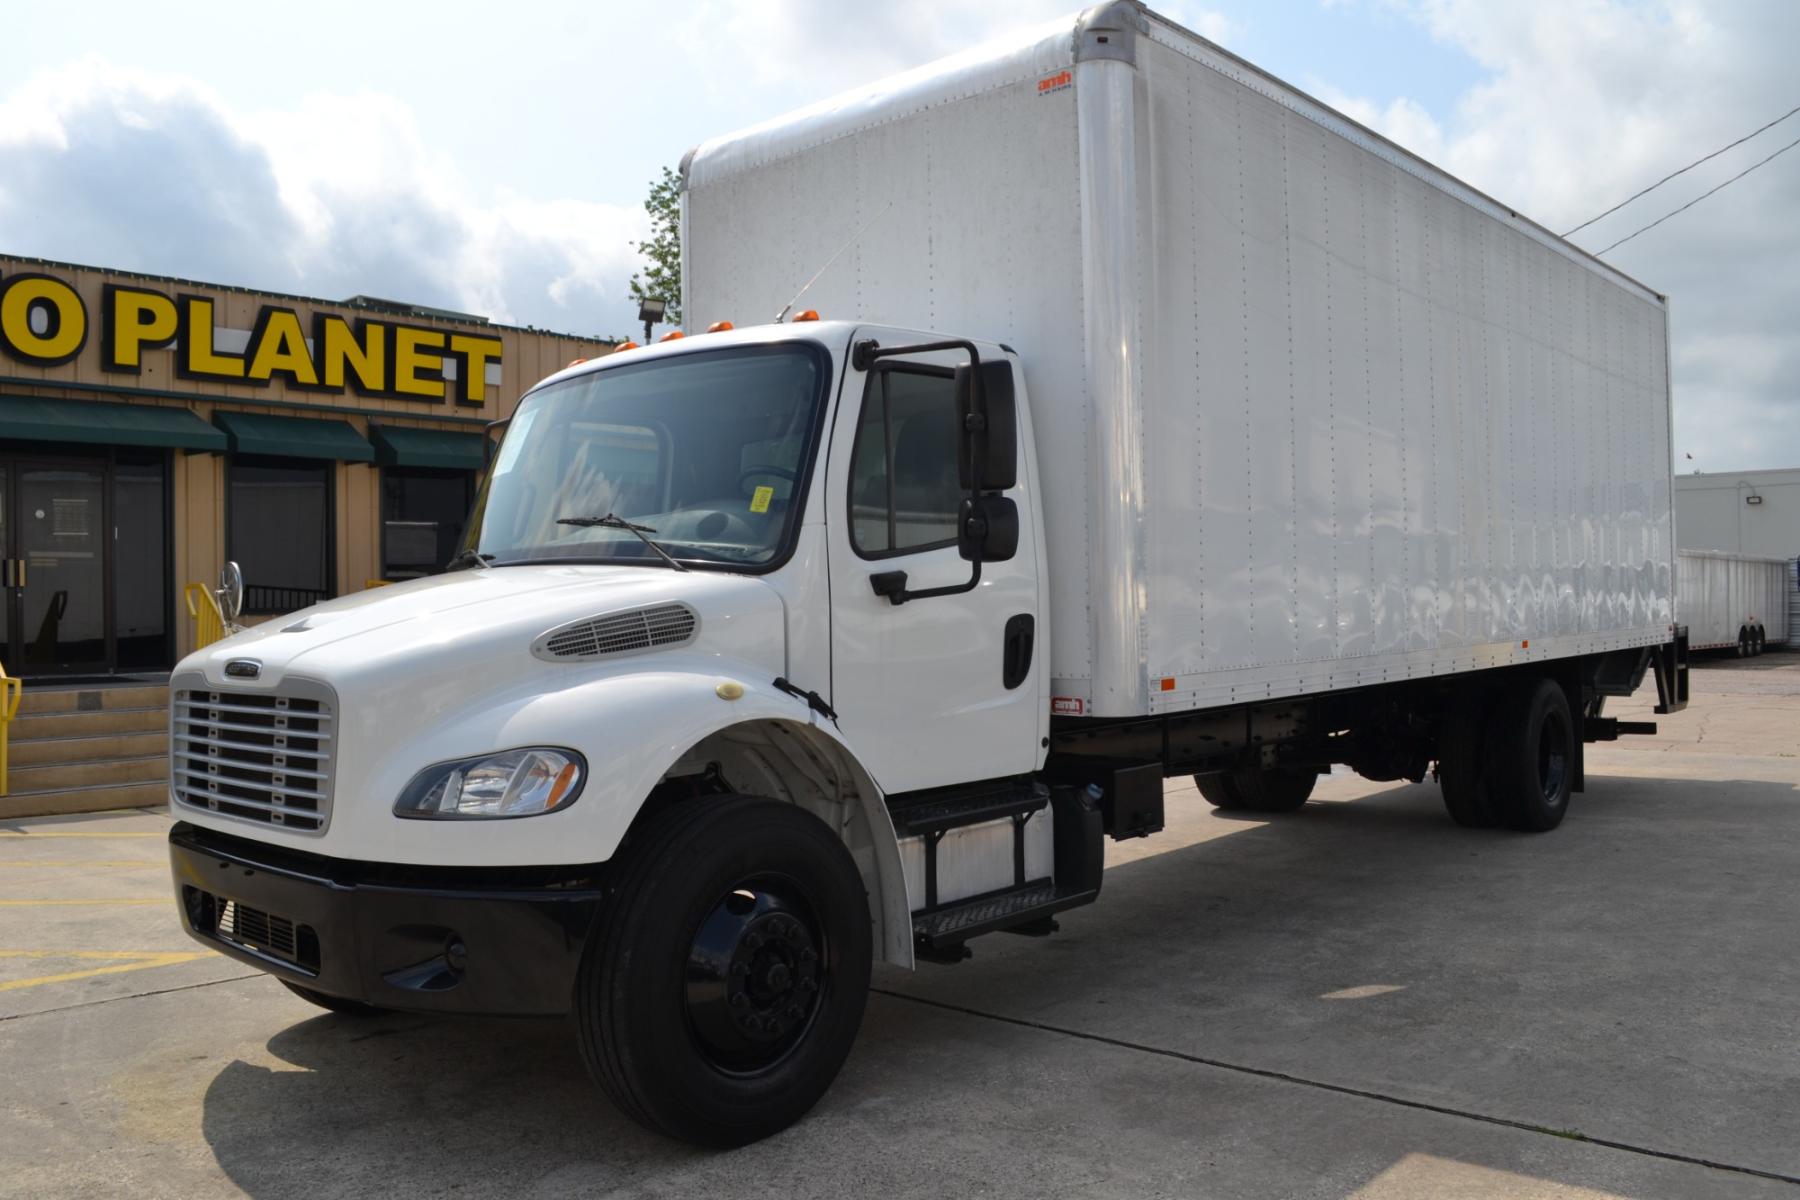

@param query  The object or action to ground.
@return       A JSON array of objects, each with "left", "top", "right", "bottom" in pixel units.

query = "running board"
[{"left": 912, "top": 880, "right": 1100, "bottom": 962}]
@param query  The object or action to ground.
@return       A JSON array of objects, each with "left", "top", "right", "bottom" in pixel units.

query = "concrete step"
[
  {"left": 7, "top": 755, "right": 168, "bottom": 794},
  {"left": 10, "top": 706, "right": 168, "bottom": 741},
  {"left": 16, "top": 683, "right": 170, "bottom": 716},
  {"left": 0, "top": 780, "right": 168, "bottom": 820},
  {"left": 8, "top": 730, "right": 165, "bottom": 766}
]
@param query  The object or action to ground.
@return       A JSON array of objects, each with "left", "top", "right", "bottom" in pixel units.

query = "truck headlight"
[{"left": 394, "top": 748, "right": 586, "bottom": 820}]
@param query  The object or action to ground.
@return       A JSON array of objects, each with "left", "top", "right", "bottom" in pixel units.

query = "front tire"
[{"left": 575, "top": 794, "right": 871, "bottom": 1147}]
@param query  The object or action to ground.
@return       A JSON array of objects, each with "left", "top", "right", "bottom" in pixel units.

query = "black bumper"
[{"left": 169, "top": 822, "right": 605, "bottom": 1016}]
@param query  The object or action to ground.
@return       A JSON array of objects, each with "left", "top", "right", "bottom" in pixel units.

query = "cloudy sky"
[{"left": 2, "top": 1, "right": 1793, "bottom": 471}]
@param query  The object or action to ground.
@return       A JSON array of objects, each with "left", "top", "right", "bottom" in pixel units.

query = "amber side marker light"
[
  {"left": 612, "top": 341, "right": 639, "bottom": 352},
  {"left": 659, "top": 330, "right": 685, "bottom": 342},
  {"left": 707, "top": 321, "right": 734, "bottom": 333},
  {"left": 793, "top": 310, "right": 820, "bottom": 322}
]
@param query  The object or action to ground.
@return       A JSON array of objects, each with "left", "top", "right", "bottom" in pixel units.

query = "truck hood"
[{"left": 180, "top": 564, "right": 790, "bottom": 692}]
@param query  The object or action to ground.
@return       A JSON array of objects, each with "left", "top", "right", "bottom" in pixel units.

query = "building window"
[
  {"left": 848, "top": 368, "right": 962, "bottom": 557},
  {"left": 229, "top": 455, "right": 332, "bottom": 613},
  {"left": 382, "top": 467, "right": 474, "bottom": 580}
]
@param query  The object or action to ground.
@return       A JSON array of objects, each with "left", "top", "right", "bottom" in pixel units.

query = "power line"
[
  {"left": 1592, "top": 130, "right": 1800, "bottom": 256},
  {"left": 1563, "top": 102, "right": 1800, "bottom": 236}
]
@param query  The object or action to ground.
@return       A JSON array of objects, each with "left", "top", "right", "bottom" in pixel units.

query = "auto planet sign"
[{"left": 0, "top": 269, "right": 504, "bottom": 408}]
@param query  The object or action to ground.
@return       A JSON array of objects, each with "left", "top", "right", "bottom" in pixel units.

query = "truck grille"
[
  {"left": 183, "top": 887, "right": 320, "bottom": 973},
  {"left": 171, "top": 683, "right": 336, "bottom": 834}
]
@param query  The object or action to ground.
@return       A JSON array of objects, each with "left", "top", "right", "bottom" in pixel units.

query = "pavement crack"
[
  {"left": 872, "top": 987, "right": 1800, "bottom": 1189},
  {"left": 0, "top": 972, "right": 263, "bottom": 1023}
]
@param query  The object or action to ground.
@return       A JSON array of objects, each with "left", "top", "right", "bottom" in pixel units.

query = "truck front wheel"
[
  {"left": 574, "top": 794, "right": 871, "bottom": 1147},
  {"left": 1483, "top": 677, "right": 1575, "bottom": 832},
  {"left": 1194, "top": 766, "right": 1317, "bottom": 812}
]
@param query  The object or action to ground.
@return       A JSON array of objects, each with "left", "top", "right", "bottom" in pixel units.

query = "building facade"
[
  {"left": 1676, "top": 468, "right": 1800, "bottom": 558},
  {"left": 0, "top": 253, "right": 610, "bottom": 676}
]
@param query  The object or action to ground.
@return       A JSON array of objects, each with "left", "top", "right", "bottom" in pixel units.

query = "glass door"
[{"left": 10, "top": 460, "right": 110, "bottom": 675}]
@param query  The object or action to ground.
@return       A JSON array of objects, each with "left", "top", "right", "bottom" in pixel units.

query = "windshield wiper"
[
  {"left": 447, "top": 548, "right": 494, "bottom": 571},
  {"left": 556, "top": 513, "right": 690, "bottom": 572}
]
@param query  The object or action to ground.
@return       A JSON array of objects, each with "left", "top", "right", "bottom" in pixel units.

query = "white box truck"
[
  {"left": 1677, "top": 549, "right": 1789, "bottom": 653},
  {"left": 168, "top": 2, "right": 1691, "bottom": 1146}
]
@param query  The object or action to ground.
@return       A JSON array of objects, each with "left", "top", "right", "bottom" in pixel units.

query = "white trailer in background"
[
  {"left": 167, "top": 1, "right": 1693, "bottom": 1147},
  {"left": 1678, "top": 550, "right": 1791, "bottom": 653}
]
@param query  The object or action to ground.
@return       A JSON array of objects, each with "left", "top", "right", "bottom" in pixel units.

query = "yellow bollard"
[
  {"left": 0, "top": 665, "right": 20, "bottom": 797},
  {"left": 184, "top": 582, "right": 226, "bottom": 650}
]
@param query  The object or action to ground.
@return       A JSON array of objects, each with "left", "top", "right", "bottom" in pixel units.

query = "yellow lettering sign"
[
  {"left": 180, "top": 297, "right": 244, "bottom": 379},
  {"left": 393, "top": 326, "right": 446, "bottom": 399},
  {"left": 247, "top": 309, "right": 319, "bottom": 386},
  {"left": 448, "top": 332, "right": 503, "bottom": 406},
  {"left": 103, "top": 285, "right": 178, "bottom": 371},
  {"left": 319, "top": 316, "right": 386, "bottom": 394},
  {"left": 0, "top": 274, "right": 87, "bottom": 366}
]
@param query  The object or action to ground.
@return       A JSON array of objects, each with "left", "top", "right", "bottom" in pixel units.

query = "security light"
[{"left": 637, "top": 297, "right": 667, "bottom": 346}]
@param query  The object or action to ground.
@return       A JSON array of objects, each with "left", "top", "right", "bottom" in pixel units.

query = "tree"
[{"left": 628, "top": 166, "right": 681, "bottom": 330}]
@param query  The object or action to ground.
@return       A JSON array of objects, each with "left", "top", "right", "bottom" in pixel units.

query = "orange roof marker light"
[
  {"left": 612, "top": 341, "right": 639, "bottom": 353},
  {"left": 658, "top": 330, "right": 684, "bottom": 342},
  {"left": 706, "top": 321, "right": 734, "bottom": 333},
  {"left": 566, "top": 357, "right": 588, "bottom": 368},
  {"left": 793, "top": 310, "right": 820, "bottom": 322}
]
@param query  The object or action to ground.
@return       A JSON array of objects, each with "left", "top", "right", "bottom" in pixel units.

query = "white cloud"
[
  {"left": 1326, "top": 0, "right": 1800, "bottom": 473},
  {"left": 0, "top": 58, "right": 646, "bottom": 337}
]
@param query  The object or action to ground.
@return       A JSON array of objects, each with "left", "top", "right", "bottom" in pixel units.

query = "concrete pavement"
[{"left": 2, "top": 654, "right": 1797, "bottom": 1198}]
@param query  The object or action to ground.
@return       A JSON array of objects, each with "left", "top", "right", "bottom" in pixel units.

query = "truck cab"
[{"left": 169, "top": 319, "right": 1083, "bottom": 1146}]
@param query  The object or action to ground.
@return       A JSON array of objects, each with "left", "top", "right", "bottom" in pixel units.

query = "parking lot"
[{"left": 2, "top": 654, "right": 1797, "bottom": 1199}]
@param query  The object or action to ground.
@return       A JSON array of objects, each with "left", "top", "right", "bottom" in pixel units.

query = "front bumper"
[{"left": 169, "top": 822, "right": 605, "bottom": 1016}]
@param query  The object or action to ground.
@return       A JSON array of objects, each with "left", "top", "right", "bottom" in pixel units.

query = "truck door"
[{"left": 825, "top": 332, "right": 1043, "bottom": 794}]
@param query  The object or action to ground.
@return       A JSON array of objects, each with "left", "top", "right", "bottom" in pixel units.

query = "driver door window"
[{"left": 849, "top": 369, "right": 961, "bottom": 557}]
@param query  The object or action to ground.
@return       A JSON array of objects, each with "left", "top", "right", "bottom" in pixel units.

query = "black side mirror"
[
  {"left": 955, "top": 360, "right": 1017, "bottom": 491},
  {"left": 959, "top": 495, "right": 1019, "bottom": 563}
]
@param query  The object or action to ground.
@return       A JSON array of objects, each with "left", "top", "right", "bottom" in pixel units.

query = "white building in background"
[{"left": 1675, "top": 468, "right": 1800, "bottom": 557}]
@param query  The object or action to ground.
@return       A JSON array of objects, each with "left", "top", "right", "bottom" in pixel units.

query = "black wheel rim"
[
  {"left": 684, "top": 874, "right": 826, "bottom": 1074},
  {"left": 1538, "top": 709, "right": 1570, "bottom": 805}
]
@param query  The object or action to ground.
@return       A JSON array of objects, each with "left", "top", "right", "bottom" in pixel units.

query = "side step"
[
  {"left": 912, "top": 879, "right": 1099, "bottom": 962},
  {"left": 904, "top": 781, "right": 1107, "bottom": 963}
]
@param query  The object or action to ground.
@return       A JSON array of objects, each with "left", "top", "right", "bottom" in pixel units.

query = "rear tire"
[
  {"left": 574, "top": 794, "right": 871, "bottom": 1147},
  {"left": 1483, "top": 677, "right": 1575, "bottom": 832},
  {"left": 1752, "top": 628, "right": 1765, "bottom": 656},
  {"left": 280, "top": 981, "right": 389, "bottom": 1016},
  {"left": 1438, "top": 689, "right": 1499, "bottom": 828},
  {"left": 1195, "top": 766, "right": 1317, "bottom": 812}
]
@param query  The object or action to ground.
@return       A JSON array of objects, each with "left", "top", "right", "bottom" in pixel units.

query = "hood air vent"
[{"left": 532, "top": 602, "right": 699, "bottom": 662}]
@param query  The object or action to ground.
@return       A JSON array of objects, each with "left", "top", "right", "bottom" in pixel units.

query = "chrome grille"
[
  {"left": 534, "top": 602, "right": 698, "bottom": 661},
  {"left": 171, "top": 682, "right": 336, "bottom": 834}
]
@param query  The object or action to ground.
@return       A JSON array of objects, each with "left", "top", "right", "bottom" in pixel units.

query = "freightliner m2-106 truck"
[{"left": 168, "top": 2, "right": 1690, "bottom": 1146}]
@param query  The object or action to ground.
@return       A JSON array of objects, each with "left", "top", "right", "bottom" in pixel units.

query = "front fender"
[{"left": 325, "top": 658, "right": 913, "bottom": 966}]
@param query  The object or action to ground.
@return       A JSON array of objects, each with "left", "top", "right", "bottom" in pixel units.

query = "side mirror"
[
  {"left": 217, "top": 561, "right": 244, "bottom": 621},
  {"left": 955, "top": 360, "right": 1017, "bottom": 491},
  {"left": 959, "top": 495, "right": 1019, "bottom": 563}
]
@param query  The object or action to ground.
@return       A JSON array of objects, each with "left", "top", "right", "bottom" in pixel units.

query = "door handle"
[
  {"left": 1002, "top": 613, "right": 1034, "bottom": 689},
  {"left": 15, "top": 559, "right": 24, "bottom": 588}
]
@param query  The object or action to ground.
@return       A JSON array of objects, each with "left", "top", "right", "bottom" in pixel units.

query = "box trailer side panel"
[
  {"left": 1132, "top": 18, "right": 1674, "bottom": 712},
  {"left": 685, "top": 2, "right": 1676, "bottom": 718},
  {"left": 683, "top": 19, "right": 1099, "bottom": 683},
  {"left": 1677, "top": 549, "right": 1791, "bottom": 649}
]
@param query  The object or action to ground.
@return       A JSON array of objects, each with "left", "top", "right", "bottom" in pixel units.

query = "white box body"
[
  {"left": 1677, "top": 550, "right": 1790, "bottom": 649},
  {"left": 684, "top": 2, "right": 1676, "bottom": 719}
]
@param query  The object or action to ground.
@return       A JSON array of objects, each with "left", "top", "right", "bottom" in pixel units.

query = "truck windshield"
[{"left": 465, "top": 343, "right": 827, "bottom": 569}]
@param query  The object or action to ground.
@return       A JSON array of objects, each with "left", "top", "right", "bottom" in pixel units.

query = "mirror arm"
[{"left": 869, "top": 560, "right": 983, "bottom": 607}]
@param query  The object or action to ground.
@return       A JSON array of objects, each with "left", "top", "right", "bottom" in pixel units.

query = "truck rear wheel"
[
  {"left": 1437, "top": 690, "right": 1498, "bottom": 828},
  {"left": 1483, "top": 677, "right": 1575, "bottom": 832},
  {"left": 574, "top": 794, "right": 871, "bottom": 1147},
  {"left": 1194, "top": 766, "right": 1317, "bottom": 812}
]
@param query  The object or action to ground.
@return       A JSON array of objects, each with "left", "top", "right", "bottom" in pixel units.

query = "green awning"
[
  {"left": 0, "top": 394, "right": 227, "bottom": 452},
  {"left": 369, "top": 425, "right": 484, "bottom": 470},
  {"left": 213, "top": 410, "right": 374, "bottom": 462}
]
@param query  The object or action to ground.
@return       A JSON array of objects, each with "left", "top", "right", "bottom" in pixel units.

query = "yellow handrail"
[
  {"left": 185, "top": 582, "right": 227, "bottom": 650},
  {"left": 0, "top": 663, "right": 21, "bottom": 797}
]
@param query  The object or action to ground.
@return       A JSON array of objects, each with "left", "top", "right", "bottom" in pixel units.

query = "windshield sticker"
[
  {"left": 493, "top": 406, "right": 537, "bottom": 476},
  {"left": 750, "top": 485, "right": 775, "bottom": 514}
]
